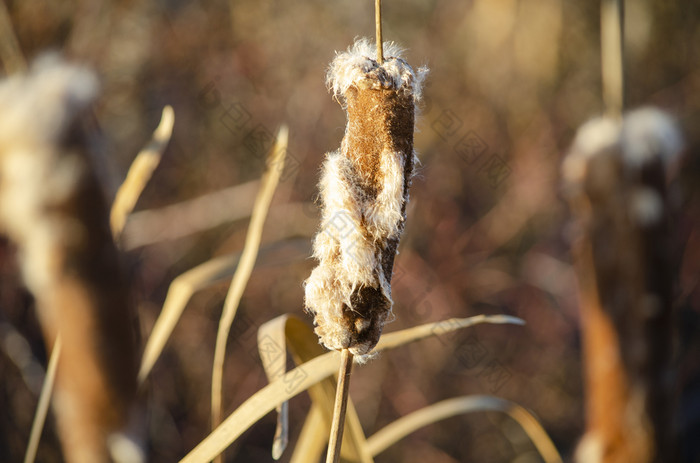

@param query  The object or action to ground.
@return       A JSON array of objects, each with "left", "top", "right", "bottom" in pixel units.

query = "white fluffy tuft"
[
  {"left": 0, "top": 54, "right": 97, "bottom": 296},
  {"left": 326, "top": 37, "right": 427, "bottom": 104},
  {"left": 562, "top": 116, "right": 621, "bottom": 184},
  {"left": 621, "top": 107, "right": 683, "bottom": 168}
]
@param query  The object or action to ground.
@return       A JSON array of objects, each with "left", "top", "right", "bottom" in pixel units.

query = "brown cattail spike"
[{"left": 304, "top": 39, "right": 427, "bottom": 357}]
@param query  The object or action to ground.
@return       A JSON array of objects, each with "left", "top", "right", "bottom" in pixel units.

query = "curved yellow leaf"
[
  {"left": 290, "top": 405, "right": 326, "bottom": 463},
  {"left": 211, "top": 125, "right": 288, "bottom": 440},
  {"left": 258, "top": 314, "right": 372, "bottom": 462},
  {"left": 180, "top": 314, "right": 524, "bottom": 463},
  {"left": 366, "top": 395, "right": 562, "bottom": 463},
  {"left": 138, "top": 252, "right": 241, "bottom": 384},
  {"left": 111, "top": 105, "right": 174, "bottom": 239},
  {"left": 138, "top": 239, "right": 309, "bottom": 384}
]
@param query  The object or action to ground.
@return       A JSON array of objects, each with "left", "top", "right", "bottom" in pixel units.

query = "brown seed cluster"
[{"left": 304, "top": 39, "right": 427, "bottom": 357}]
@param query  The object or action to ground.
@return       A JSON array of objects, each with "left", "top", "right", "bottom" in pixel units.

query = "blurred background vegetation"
[{"left": 0, "top": 0, "right": 698, "bottom": 461}]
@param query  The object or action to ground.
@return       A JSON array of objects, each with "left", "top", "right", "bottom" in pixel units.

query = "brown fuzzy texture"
[
  {"left": 345, "top": 82, "right": 415, "bottom": 268},
  {"left": 344, "top": 84, "right": 416, "bottom": 195},
  {"left": 341, "top": 86, "right": 414, "bottom": 348}
]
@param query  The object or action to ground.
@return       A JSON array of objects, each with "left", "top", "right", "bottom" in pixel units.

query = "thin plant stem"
[
  {"left": 211, "top": 126, "right": 288, "bottom": 463},
  {"left": 375, "top": 0, "right": 383, "bottom": 64},
  {"left": 601, "top": 0, "right": 624, "bottom": 119},
  {"left": 326, "top": 349, "right": 354, "bottom": 463},
  {"left": 24, "top": 336, "right": 61, "bottom": 463}
]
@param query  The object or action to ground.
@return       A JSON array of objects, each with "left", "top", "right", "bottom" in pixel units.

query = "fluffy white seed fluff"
[
  {"left": 562, "top": 116, "right": 621, "bottom": 185},
  {"left": 0, "top": 54, "right": 98, "bottom": 297},
  {"left": 327, "top": 37, "right": 428, "bottom": 105},
  {"left": 563, "top": 107, "right": 683, "bottom": 228},
  {"left": 621, "top": 107, "right": 683, "bottom": 168}
]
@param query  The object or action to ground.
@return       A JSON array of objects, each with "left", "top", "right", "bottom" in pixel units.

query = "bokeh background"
[{"left": 1, "top": 0, "right": 699, "bottom": 461}]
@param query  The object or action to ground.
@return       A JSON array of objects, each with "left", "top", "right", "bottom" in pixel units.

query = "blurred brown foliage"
[{"left": 0, "top": 0, "right": 698, "bottom": 462}]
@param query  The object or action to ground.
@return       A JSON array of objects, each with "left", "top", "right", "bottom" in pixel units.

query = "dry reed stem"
[
  {"left": 601, "top": 0, "right": 624, "bottom": 119},
  {"left": 0, "top": 55, "right": 139, "bottom": 463},
  {"left": 110, "top": 105, "right": 174, "bottom": 239},
  {"left": 326, "top": 348, "right": 354, "bottom": 463},
  {"left": 210, "top": 126, "right": 288, "bottom": 461},
  {"left": 24, "top": 336, "right": 62, "bottom": 463},
  {"left": 375, "top": 0, "right": 383, "bottom": 64}
]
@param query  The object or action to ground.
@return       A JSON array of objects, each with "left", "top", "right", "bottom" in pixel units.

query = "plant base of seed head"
[{"left": 304, "top": 38, "right": 428, "bottom": 357}]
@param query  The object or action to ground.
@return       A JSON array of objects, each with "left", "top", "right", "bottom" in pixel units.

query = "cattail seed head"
[
  {"left": 304, "top": 39, "right": 427, "bottom": 357},
  {"left": 563, "top": 108, "right": 683, "bottom": 462},
  {"left": 0, "top": 55, "right": 139, "bottom": 463}
]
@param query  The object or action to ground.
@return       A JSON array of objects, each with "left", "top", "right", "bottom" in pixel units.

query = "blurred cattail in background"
[
  {"left": 563, "top": 108, "right": 683, "bottom": 463},
  {"left": 304, "top": 38, "right": 427, "bottom": 357},
  {"left": 0, "top": 56, "right": 140, "bottom": 463}
]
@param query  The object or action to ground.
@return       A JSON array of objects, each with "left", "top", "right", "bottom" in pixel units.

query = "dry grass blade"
[
  {"left": 180, "top": 313, "right": 524, "bottom": 463},
  {"left": 375, "top": 314, "right": 525, "bottom": 351},
  {"left": 258, "top": 316, "right": 291, "bottom": 460},
  {"left": 138, "top": 238, "right": 309, "bottom": 384},
  {"left": 111, "top": 105, "right": 174, "bottom": 239},
  {"left": 258, "top": 314, "right": 372, "bottom": 462},
  {"left": 365, "top": 395, "right": 562, "bottom": 463},
  {"left": 121, "top": 180, "right": 260, "bottom": 250},
  {"left": 182, "top": 352, "right": 341, "bottom": 463},
  {"left": 326, "top": 349, "right": 353, "bottom": 463},
  {"left": 23, "top": 336, "right": 61, "bottom": 463},
  {"left": 138, "top": 253, "right": 240, "bottom": 384},
  {"left": 211, "top": 126, "right": 288, "bottom": 447},
  {"left": 290, "top": 406, "right": 326, "bottom": 463}
]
